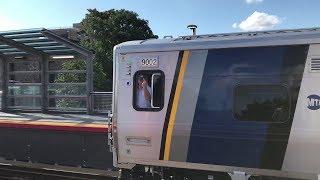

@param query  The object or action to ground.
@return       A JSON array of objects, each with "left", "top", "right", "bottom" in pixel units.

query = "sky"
[{"left": 0, "top": 0, "right": 320, "bottom": 38}]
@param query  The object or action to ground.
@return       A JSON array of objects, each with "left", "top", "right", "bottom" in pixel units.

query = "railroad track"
[{"left": 0, "top": 164, "right": 117, "bottom": 180}]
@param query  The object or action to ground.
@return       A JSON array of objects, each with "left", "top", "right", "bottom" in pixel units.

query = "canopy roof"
[{"left": 0, "top": 28, "right": 93, "bottom": 58}]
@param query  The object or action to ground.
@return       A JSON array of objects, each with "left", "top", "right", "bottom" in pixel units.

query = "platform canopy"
[
  {"left": 0, "top": 28, "right": 93, "bottom": 57},
  {"left": 0, "top": 28, "right": 94, "bottom": 114}
]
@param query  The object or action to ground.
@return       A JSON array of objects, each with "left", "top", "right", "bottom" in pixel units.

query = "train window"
[
  {"left": 234, "top": 85, "right": 290, "bottom": 123},
  {"left": 133, "top": 70, "right": 165, "bottom": 111}
]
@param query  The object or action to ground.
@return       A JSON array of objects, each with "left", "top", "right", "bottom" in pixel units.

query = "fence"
[{"left": 91, "top": 92, "right": 113, "bottom": 114}]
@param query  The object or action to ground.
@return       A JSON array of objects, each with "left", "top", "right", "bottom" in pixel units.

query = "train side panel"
[
  {"left": 283, "top": 44, "right": 320, "bottom": 174},
  {"left": 114, "top": 43, "right": 320, "bottom": 176},
  {"left": 115, "top": 51, "right": 180, "bottom": 163}
]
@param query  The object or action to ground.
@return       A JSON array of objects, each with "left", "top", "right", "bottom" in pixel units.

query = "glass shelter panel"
[
  {"left": 9, "top": 85, "right": 41, "bottom": 96},
  {"left": 9, "top": 97, "right": 41, "bottom": 108},
  {"left": 48, "top": 57, "right": 87, "bottom": 111},
  {"left": 9, "top": 73, "right": 41, "bottom": 83},
  {"left": 7, "top": 59, "right": 41, "bottom": 110},
  {"left": 9, "top": 61, "right": 40, "bottom": 72}
]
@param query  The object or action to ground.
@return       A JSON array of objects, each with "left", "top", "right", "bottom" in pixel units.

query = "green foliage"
[
  {"left": 49, "top": 59, "right": 87, "bottom": 109},
  {"left": 60, "top": 59, "right": 86, "bottom": 71},
  {"left": 80, "top": 9, "right": 157, "bottom": 91},
  {"left": 48, "top": 84, "right": 86, "bottom": 96},
  {"left": 54, "top": 98, "right": 86, "bottom": 109},
  {"left": 54, "top": 73, "right": 86, "bottom": 83},
  {"left": 54, "top": 59, "right": 86, "bottom": 83}
]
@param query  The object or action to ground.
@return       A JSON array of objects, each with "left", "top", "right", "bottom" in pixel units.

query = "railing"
[{"left": 91, "top": 92, "right": 113, "bottom": 114}]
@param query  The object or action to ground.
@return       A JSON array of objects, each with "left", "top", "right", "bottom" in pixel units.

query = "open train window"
[
  {"left": 133, "top": 70, "right": 165, "bottom": 111},
  {"left": 234, "top": 85, "right": 290, "bottom": 123}
]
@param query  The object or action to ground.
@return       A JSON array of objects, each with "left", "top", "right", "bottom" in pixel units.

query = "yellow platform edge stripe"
[{"left": 0, "top": 119, "right": 107, "bottom": 128}]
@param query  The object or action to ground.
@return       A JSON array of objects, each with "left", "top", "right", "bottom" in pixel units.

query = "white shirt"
[{"left": 136, "top": 86, "right": 151, "bottom": 108}]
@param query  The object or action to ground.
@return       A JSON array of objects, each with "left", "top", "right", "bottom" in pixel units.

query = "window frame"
[
  {"left": 233, "top": 83, "right": 291, "bottom": 123},
  {"left": 133, "top": 70, "right": 165, "bottom": 112}
]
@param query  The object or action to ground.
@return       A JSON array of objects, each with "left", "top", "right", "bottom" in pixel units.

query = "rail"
[{"left": 0, "top": 162, "right": 117, "bottom": 179}]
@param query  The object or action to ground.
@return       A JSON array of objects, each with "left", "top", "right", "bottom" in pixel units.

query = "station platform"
[
  {"left": 0, "top": 112, "right": 108, "bottom": 133},
  {"left": 0, "top": 112, "right": 113, "bottom": 170}
]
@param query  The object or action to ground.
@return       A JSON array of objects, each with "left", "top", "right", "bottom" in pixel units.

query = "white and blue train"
[{"left": 111, "top": 28, "right": 320, "bottom": 180}]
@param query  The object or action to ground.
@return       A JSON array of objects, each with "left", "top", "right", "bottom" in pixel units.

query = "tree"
[{"left": 80, "top": 9, "right": 157, "bottom": 91}]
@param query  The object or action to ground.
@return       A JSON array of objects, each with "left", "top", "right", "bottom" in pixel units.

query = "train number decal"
[{"left": 140, "top": 58, "right": 159, "bottom": 68}]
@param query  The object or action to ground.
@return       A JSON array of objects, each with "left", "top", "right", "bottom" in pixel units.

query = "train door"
[{"left": 114, "top": 51, "right": 180, "bottom": 166}]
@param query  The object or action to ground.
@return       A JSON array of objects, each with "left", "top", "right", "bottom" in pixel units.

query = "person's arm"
[
  {"left": 143, "top": 86, "right": 151, "bottom": 101},
  {"left": 142, "top": 80, "right": 151, "bottom": 101}
]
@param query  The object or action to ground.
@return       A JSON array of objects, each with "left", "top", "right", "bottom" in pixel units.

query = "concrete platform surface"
[{"left": 0, "top": 112, "right": 108, "bottom": 133}]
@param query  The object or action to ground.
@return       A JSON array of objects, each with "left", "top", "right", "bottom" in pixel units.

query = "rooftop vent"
[
  {"left": 163, "top": 35, "right": 173, "bottom": 39},
  {"left": 187, "top": 24, "right": 198, "bottom": 36}
]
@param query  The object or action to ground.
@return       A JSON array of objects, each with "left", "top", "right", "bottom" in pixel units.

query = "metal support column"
[
  {"left": 41, "top": 55, "right": 49, "bottom": 113},
  {"left": 1, "top": 56, "right": 8, "bottom": 112},
  {"left": 85, "top": 55, "right": 94, "bottom": 114}
]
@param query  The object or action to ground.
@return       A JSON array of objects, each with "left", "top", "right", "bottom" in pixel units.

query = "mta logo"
[{"left": 307, "top": 95, "right": 320, "bottom": 110}]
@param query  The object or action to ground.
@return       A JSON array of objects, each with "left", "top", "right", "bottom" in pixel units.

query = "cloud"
[
  {"left": 232, "top": 11, "right": 281, "bottom": 31},
  {"left": 232, "top": 23, "right": 238, "bottom": 29},
  {"left": 246, "top": 0, "right": 263, "bottom": 4},
  {"left": 0, "top": 15, "right": 24, "bottom": 31}
]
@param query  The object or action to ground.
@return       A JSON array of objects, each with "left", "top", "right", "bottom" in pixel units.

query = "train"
[{"left": 110, "top": 28, "right": 320, "bottom": 180}]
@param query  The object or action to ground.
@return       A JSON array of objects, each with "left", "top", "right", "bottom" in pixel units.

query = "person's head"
[{"left": 137, "top": 75, "right": 145, "bottom": 88}]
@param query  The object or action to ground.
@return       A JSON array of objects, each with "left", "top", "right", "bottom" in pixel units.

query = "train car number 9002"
[{"left": 140, "top": 58, "right": 159, "bottom": 68}]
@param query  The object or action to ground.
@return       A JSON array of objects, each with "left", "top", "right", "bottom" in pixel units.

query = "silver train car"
[{"left": 110, "top": 28, "right": 320, "bottom": 180}]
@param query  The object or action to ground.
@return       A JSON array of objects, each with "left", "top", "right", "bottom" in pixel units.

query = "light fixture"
[
  {"left": 51, "top": 55, "right": 75, "bottom": 59},
  {"left": 14, "top": 56, "right": 25, "bottom": 59}
]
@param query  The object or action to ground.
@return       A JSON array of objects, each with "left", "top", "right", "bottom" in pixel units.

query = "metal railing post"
[
  {"left": 0, "top": 55, "right": 7, "bottom": 112},
  {"left": 85, "top": 56, "right": 94, "bottom": 114},
  {"left": 41, "top": 55, "right": 49, "bottom": 113}
]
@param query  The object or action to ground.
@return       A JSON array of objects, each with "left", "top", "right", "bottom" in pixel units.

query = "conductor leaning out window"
[{"left": 136, "top": 75, "right": 151, "bottom": 108}]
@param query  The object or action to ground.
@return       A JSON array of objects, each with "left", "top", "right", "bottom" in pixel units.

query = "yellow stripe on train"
[{"left": 164, "top": 51, "right": 190, "bottom": 161}]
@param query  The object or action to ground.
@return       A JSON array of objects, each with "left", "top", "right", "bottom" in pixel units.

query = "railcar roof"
[{"left": 115, "top": 27, "right": 320, "bottom": 53}]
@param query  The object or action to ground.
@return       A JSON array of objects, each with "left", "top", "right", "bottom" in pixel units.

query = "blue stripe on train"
[{"left": 186, "top": 45, "right": 308, "bottom": 170}]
